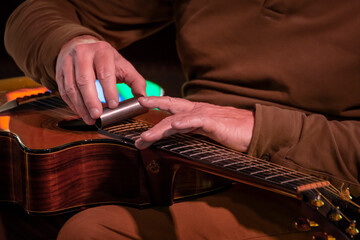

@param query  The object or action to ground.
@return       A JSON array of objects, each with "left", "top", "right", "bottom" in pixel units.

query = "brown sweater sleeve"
[
  {"left": 4, "top": 0, "right": 173, "bottom": 91},
  {"left": 248, "top": 104, "right": 360, "bottom": 195}
]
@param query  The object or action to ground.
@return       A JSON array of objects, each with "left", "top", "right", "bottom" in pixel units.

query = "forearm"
[
  {"left": 4, "top": 0, "right": 103, "bottom": 90},
  {"left": 4, "top": 0, "right": 173, "bottom": 91},
  {"left": 248, "top": 104, "right": 360, "bottom": 193}
]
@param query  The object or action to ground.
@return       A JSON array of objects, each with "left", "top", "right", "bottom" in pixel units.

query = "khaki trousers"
[{"left": 57, "top": 183, "right": 317, "bottom": 239}]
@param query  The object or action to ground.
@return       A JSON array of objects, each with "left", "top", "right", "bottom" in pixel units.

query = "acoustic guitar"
[{"left": 0, "top": 77, "right": 359, "bottom": 239}]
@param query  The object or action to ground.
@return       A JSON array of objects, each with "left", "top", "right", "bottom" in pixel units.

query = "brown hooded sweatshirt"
[{"left": 5, "top": 0, "right": 360, "bottom": 194}]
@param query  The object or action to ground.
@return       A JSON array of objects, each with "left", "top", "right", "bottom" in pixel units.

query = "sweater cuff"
[{"left": 247, "top": 104, "right": 302, "bottom": 159}]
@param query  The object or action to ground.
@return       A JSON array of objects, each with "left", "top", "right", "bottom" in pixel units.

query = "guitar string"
[
  {"left": 314, "top": 187, "right": 352, "bottom": 223},
  {"left": 105, "top": 119, "right": 360, "bottom": 227},
  {"left": 11, "top": 95, "right": 331, "bottom": 189},
  {"left": 41, "top": 97, "right": 75, "bottom": 116},
  {"left": 28, "top": 97, "right": 345, "bottom": 196},
  {"left": 19, "top": 95, "right": 360, "bottom": 225},
  {"left": 125, "top": 135, "right": 316, "bottom": 191},
  {"left": 27, "top": 96, "right": 75, "bottom": 117},
  {"left": 160, "top": 133, "right": 323, "bottom": 186},
  {"left": 317, "top": 184, "right": 360, "bottom": 226},
  {"left": 107, "top": 123, "right": 349, "bottom": 212},
  {"left": 117, "top": 119, "right": 360, "bottom": 228},
  {"left": 326, "top": 184, "right": 360, "bottom": 209},
  {"left": 105, "top": 120, "right": 327, "bottom": 191},
  {"left": 106, "top": 121, "right": 315, "bottom": 188}
]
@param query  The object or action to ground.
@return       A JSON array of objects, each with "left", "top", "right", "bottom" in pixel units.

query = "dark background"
[
  {"left": 0, "top": 1, "right": 25, "bottom": 79},
  {"left": 0, "top": 1, "right": 185, "bottom": 97}
]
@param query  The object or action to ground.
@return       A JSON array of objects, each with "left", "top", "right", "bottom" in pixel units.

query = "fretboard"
[{"left": 101, "top": 119, "right": 329, "bottom": 195}]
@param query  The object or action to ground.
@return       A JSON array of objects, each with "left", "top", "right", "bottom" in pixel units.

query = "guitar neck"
[{"left": 101, "top": 118, "right": 329, "bottom": 196}]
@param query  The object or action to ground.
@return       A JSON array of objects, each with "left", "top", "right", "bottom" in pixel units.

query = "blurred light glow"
[{"left": 96, "top": 80, "right": 164, "bottom": 103}]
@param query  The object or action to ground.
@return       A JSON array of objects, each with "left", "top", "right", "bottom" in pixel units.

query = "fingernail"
[
  {"left": 135, "top": 140, "right": 144, "bottom": 149},
  {"left": 135, "top": 140, "right": 150, "bottom": 150},
  {"left": 90, "top": 108, "right": 100, "bottom": 118},
  {"left": 142, "top": 131, "right": 151, "bottom": 137}
]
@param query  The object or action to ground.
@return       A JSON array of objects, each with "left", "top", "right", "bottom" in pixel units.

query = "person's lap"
[{"left": 57, "top": 183, "right": 316, "bottom": 240}]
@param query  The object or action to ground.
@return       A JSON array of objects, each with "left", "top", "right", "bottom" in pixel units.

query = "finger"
[
  {"left": 61, "top": 57, "right": 95, "bottom": 125},
  {"left": 56, "top": 72, "right": 76, "bottom": 113},
  {"left": 138, "top": 96, "right": 195, "bottom": 114},
  {"left": 94, "top": 48, "right": 118, "bottom": 108},
  {"left": 74, "top": 50, "right": 103, "bottom": 120},
  {"left": 134, "top": 139, "right": 153, "bottom": 150},
  {"left": 56, "top": 56, "right": 76, "bottom": 112},
  {"left": 139, "top": 117, "right": 173, "bottom": 142},
  {"left": 115, "top": 57, "right": 147, "bottom": 97},
  {"left": 135, "top": 127, "right": 180, "bottom": 150},
  {"left": 171, "top": 115, "right": 203, "bottom": 129},
  {"left": 135, "top": 112, "right": 201, "bottom": 149},
  {"left": 135, "top": 116, "right": 176, "bottom": 149}
]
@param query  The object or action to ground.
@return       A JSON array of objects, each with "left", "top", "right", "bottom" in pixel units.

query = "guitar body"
[
  {"left": 0, "top": 77, "right": 229, "bottom": 214},
  {"left": 1, "top": 77, "right": 358, "bottom": 239}
]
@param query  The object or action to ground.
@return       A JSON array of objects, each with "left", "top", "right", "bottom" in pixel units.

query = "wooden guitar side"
[{"left": 0, "top": 77, "right": 229, "bottom": 214}]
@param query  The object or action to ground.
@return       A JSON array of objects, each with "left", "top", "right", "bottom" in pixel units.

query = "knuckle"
[
  {"left": 192, "top": 102, "right": 204, "bottom": 111},
  {"left": 71, "top": 44, "right": 86, "bottom": 56},
  {"left": 76, "top": 74, "right": 92, "bottom": 88},
  {"left": 167, "top": 96, "right": 178, "bottom": 104},
  {"left": 115, "top": 59, "right": 136, "bottom": 81},
  {"left": 95, "top": 41, "right": 111, "bottom": 50},
  {"left": 64, "top": 86, "right": 77, "bottom": 97},
  {"left": 115, "top": 65, "right": 127, "bottom": 81},
  {"left": 97, "top": 69, "right": 114, "bottom": 81}
]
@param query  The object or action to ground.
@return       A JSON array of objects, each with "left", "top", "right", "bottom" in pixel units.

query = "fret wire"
[
  {"left": 161, "top": 135, "right": 249, "bottom": 165},
  {"left": 223, "top": 161, "right": 245, "bottom": 167},
  {"left": 280, "top": 176, "right": 312, "bottom": 184},
  {"left": 106, "top": 124, "right": 148, "bottom": 133},
  {"left": 175, "top": 133, "right": 315, "bottom": 184},
  {"left": 160, "top": 143, "right": 182, "bottom": 149},
  {"left": 100, "top": 119, "right": 327, "bottom": 191},
  {"left": 267, "top": 171, "right": 318, "bottom": 187},
  {"left": 167, "top": 143, "right": 204, "bottom": 152},
  {"left": 110, "top": 123, "right": 149, "bottom": 131},
  {"left": 235, "top": 163, "right": 271, "bottom": 171},
  {"left": 178, "top": 144, "right": 208, "bottom": 154},
  {"left": 25, "top": 96, "right": 332, "bottom": 192},
  {"left": 166, "top": 137, "right": 203, "bottom": 148},
  {"left": 106, "top": 120, "right": 150, "bottom": 130},
  {"left": 128, "top": 135, "right": 141, "bottom": 141},
  {"left": 180, "top": 146, "right": 212, "bottom": 154},
  {"left": 188, "top": 148, "right": 220, "bottom": 157},
  {"left": 200, "top": 152, "right": 227, "bottom": 160},
  {"left": 124, "top": 132, "right": 141, "bottom": 139},
  {"left": 211, "top": 156, "right": 246, "bottom": 164},
  {"left": 184, "top": 137, "right": 321, "bottom": 187},
  {"left": 169, "top": 134, "right": 320, "bottom": 186},
  {"left": 251, "top": 166, "right": 285, "bottom": 175},
  {"left": 264, "top": 170, "right": 295, "bottom": 179},
  {"left": 110, "top": 128, "right": 141, "bottom": 135},
  {"left": 249, "top": 167, "right": 296, "bottom": 181},
  {"left": 267, "top": 171, "right": 316, "bottom": 187}
]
